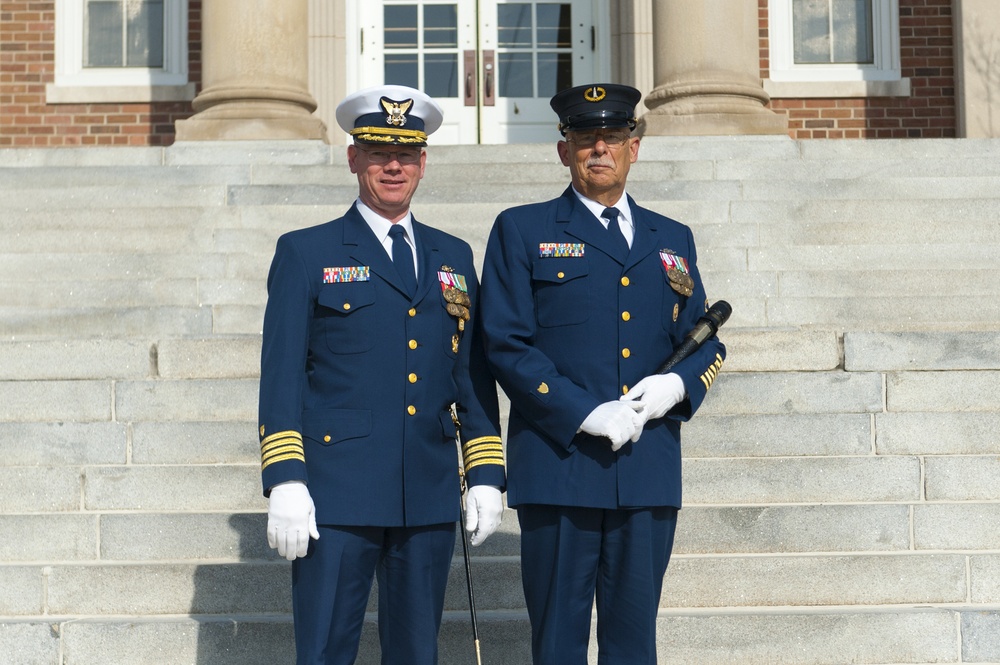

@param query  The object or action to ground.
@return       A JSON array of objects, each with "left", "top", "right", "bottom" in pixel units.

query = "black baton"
[
  {"left": 657, "top": 300, "right": 732, "bottom": 373},
  {"left": 451, "top": 407, "right": 484, "bottom": 665}
]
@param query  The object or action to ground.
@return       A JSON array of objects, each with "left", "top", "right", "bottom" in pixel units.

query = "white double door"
[{"left": 354, "top": 0, "right": 607, "bottom": 144}]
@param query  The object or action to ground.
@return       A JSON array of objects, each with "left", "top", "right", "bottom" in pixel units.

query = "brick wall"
[
  {"left": 0, "top": 1, "right": 200, "bottom": 147},
  {"left": 760, "top": 0, "right": 957, "bottom": 139},
  {"left": 2, "top": 1, "right": 958, "bottom": 145}
]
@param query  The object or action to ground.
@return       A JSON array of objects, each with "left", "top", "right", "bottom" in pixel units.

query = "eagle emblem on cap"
[
  {"left": 583, "top": 86, "right": 607, "bottom": 102},
  {"left": 380, "top": 96, "right": 413, "bottom": 127}
]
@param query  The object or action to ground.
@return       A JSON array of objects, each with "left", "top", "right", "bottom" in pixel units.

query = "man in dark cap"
[
  {"left": 478, "top": 83, "right": 726, "bottom": 663},
  {"left": 258, "top": 84, "right": 506, "bottom": 665}
]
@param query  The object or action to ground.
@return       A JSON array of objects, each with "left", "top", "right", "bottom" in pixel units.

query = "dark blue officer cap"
[{"left": 550, "top": 83, "right": 641, "bottom": 136}]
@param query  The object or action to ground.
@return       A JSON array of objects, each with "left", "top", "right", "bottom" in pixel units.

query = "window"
[
  {"left": 766, "top": 0, "right": 909, "bottom": 97},
  {"left": 792, "top": 0, "right": 873, "bottom": 64},
  {"left": 47, "top": 0, "right": 194, "bottom": 104},
  {"left": 84, "top": 0, "right": 165, "bottom": 68},
  {"left": 383, "top": 3, "right": 460, "bottom": 99},
  {"left": 496, "top": 3, "right": 573, "bottom": 98}
]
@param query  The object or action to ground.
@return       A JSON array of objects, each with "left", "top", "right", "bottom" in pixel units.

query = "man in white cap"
[{"left": 257, "top": 85, "right": 506, "bottom": 664}]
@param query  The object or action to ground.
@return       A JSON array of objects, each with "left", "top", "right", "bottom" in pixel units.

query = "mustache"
[{"left": 585, "top": 157, "right": 615, "bottom": 168}]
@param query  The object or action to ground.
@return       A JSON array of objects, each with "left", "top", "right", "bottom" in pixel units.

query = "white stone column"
[
  {"left": 955, "top": 0, "right": 1000, "bottom": 137},
  {"left": 640, "top": 0, "right": 787, "bottom": 136},
  {"left": 309, "top": 0, "right": 347, "bottom": 144},
  {"left": 175, "top": 0, "right": 328, "bottom": 141},
  {"left": 611, "top": 0, "right": 655, "bottom": 113}
]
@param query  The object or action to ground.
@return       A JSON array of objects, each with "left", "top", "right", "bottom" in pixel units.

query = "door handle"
[
  {"left": 482, "top": 50, "right": 495, "bottom": 106},
  {"left": 464, "top": 50, "right": 476, "bottom": 106}
]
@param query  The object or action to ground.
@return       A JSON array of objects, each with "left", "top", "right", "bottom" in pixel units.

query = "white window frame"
[
  {"left": 765, "top": 0, "right": 910, "bottom": 98},
  {"left": 47, "top": 0, "right": 195, "bottom": 104}
]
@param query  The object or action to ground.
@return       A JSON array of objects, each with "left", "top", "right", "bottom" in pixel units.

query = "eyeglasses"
[
  {"left": 567, "top": 129, "right": 632, "bottom": 147},
  {"left": 356, "top": 146, "right": 423, "bottom": 165}
]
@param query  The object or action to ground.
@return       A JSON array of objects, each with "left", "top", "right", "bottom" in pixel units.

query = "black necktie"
[
  {"left": 602, "top": 207, "right": 629, "bottom": 259},
  {"left": 389, "top": 224, "right": 416, "bottom": 296}
]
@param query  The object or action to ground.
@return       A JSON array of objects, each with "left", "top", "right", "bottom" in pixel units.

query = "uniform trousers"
[
  {"left": 518, "top": 504, "right": 678, "bottom": 665},
  {"left": 291, "top": 522, "right": 456, "bottom": 665}
]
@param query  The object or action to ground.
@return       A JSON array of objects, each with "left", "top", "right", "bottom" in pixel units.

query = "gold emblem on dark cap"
[
  {"left": 583, "top": 86, "right": 607, "bottom": 102},
  {"left": 380, "top": 97, "right": 413, "bottom": 127},
  {"left": 667, "top": 269, "right": 695, "bottom": 297}
]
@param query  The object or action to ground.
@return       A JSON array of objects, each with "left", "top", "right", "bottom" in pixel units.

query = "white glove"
[
  {"left": 621, "top": 373, "right": 686, "bottom": 422},
  {"left": 267, "top": 481, "right": 320, "bottom": 561},
  {"left": 465, "top": 485, "right": 503, "bottom": 546},
  {"left": 579, "top": 400, "right": 646, "bottom": 452}
]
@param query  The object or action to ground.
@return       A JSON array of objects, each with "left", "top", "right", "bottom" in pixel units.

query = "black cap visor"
[{"left": 559, "top": 110, "right": 637, "bottom": 135}]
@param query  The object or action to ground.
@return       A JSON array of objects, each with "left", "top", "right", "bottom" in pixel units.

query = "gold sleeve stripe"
[
  {"left": 261, "top": 430, "right": 302, "bottom": 447},
  {"left": 261, "top": 436, "right": 303, "bottom": 452},
  {"left": 462, "top": 436, "right": 503, "bottom": 455},
  {"left": 465, "top": 455, "right": 505, "bottom": 471},
  {"left": 463, "top": 442, "right": 504, "bottom": 454},
  {"left": 260, "top": 430, "right": 305, "bottom": 470},
  {"left": 262, "top": 443, "right": 303, "bottom": 462},
  {"left": 462, "top": 436, "right": 505, "bottom": 471},
  {"left": 464, "top": 449, "right": 505, "bottom": 463},
  {"left": 261, "top": 452, "right": 306, "bottom": 470},
  {"left": 700, "top": 354, "right": 725, "bottom": 391},
  {"left": 464, "top": 451, "right": 504, "bottom": 465},
  {"left": 465, "top": 435, "right": 500, "bottom": 448},
  {"left": 260, "top": 439, "right": 303, "bottom": 457}
]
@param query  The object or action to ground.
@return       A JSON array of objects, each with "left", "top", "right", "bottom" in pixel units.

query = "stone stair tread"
[
  {"left": 0, "top": 165, "right": 253, "bottom": 188},
  {"left": 0, "top": 206, "right": 242, "bottom": 231},
  {"left": 0, "top": 306, "right": 215, "bottom": 338},
  {"left": 0, "top": 184, "right": 228, "bottom": 209},
  {"left": 4, "top": 138, "right": 1000, "bottom": 664}
]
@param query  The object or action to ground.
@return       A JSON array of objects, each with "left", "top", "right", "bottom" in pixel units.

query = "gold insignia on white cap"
[
  {"left": 335, "top": 85, "right": 444, "bottom": 146},
  {"left": 381, "top": 97, "right": 413, "bottom": 127}
]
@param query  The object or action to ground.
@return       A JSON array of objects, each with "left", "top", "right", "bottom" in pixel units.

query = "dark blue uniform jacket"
[
  {"left": 480, "top": 187, "right": 724, "bottom": 510},
  {"left": 258, "top": 204, "right": 506, "bottom": 527}
]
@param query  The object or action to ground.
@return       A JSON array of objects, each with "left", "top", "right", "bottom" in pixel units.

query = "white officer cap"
[{"left": 335, "top": 85, "right": 444, "bottom": 147}]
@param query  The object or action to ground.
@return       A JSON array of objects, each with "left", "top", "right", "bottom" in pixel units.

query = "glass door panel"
[
  {"left": 384, "top": 3, "right": 460, "bottom": 98},
  {"left": 356, "top": 0, "right": 599, "bottom": 144},
  {"left": 481, "top": 0, "right": 592, "bottom": 143}
]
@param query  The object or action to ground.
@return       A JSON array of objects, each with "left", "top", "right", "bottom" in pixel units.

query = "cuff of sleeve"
[
  {"left": 260, "top": 430, "right": 307, "bottom": 497},
  {"left": 462, "top": 435, "right": 505, "bottom": 472},
  {"left": 670, "top": 352, "right": 724, "bottom": 422},
  {"left": 462, "top": 435, "right": 506, "bottom": 492}
]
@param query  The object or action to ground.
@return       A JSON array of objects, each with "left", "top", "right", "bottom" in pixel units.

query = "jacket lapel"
[
  {"left": 558, "top": 187, "right": 625, "bottom": 265},
  {"left": 343, "top": 204, "right": 411, "bottom": 298},
  {"left": 623, "top": 195, "right": 659, "bottom": 271},
  {"left": 412, "top": 218, "right": 441, "bottom": 303}
]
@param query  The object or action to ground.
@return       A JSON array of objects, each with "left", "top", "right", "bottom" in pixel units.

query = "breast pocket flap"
[
  {"left": 532, "top": 258, "right": 589, "bottom": 284},
  {"left": 317, "top": 282, "right": 375, "bottom": 314}
]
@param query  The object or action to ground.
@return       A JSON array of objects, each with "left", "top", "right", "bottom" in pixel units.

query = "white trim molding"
[
  {"left": 47, "top": 0, "right": 193, "bottom": 104},
  {"left": 766, "top": 0, "right": 909, "bottom": 98}
]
